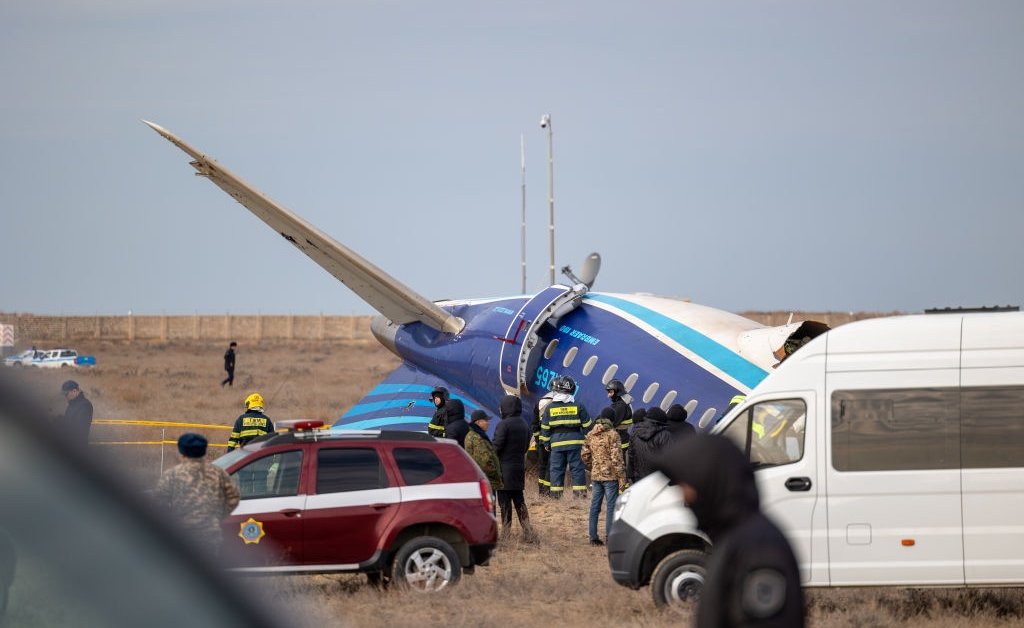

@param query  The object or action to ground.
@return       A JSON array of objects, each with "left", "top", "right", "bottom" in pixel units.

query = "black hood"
[
  {"left": 499, "top": 394, "right": 522, "bottom": 419},
  {"left": 632, "top": 419, "right": 667, "bottom": 442},
  {"left": 653, "top": 434, "right": 759, "bottom": 542},
  {"left": 445, "top": 398, "right": 465, "bottom": 422}
]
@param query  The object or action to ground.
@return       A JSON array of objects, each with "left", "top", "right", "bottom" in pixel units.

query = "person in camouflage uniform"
[
  {"left": 582, "top": 413, "right": 625, "bottom": 545},
  {"left": 153, "top": 433, "right": 240, "bottom": 557},
  {"left": 465, "top": 410, "right": 503, "bottom": 491}
]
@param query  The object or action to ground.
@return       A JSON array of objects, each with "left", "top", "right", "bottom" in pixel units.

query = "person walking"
[
  {"left": 540, "top": 375, "right": 592, "bottom": 499},
  {"left": 493, "top": 394, "right": 537, "bottom": 542},
  {"left": 653, "top": 435, "right": 805, "bottom": 627},
  {"left": 465, "top": 411, "right": 503, "bottom": 493},
  {"left": 426, "top": 386, "right": 450, "bottom": 438},
  {"left": 627, "top": 406, "right": 672, "bottom": 484},
  {"left": 61, "top": 379, "right": 93, "bottom": 446},
  {"left": 221, "top": 341, "right": 237, "bottom": 387},
  {"left": 226, "top": 392, "right": 274, "bottom": 451},
  {"left": 153, "top": 433, "right": 241, "bottom": 557},
  {"left": 582, "top": 411, "right": 625, "bottom": 546}
]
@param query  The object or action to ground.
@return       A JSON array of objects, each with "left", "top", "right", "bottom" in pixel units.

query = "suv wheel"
[
  {"left": 651, "top": 548, "right": 708, "bottom": 610},
  {"left": 391, "top": 536, "right": 462, "bottom": 592}
]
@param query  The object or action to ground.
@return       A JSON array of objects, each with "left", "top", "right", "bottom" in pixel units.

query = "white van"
[{"left": 607, "top": 311, "right": 1024, "bottom": 609}]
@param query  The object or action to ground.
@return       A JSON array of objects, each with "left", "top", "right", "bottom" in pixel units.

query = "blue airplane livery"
[{"left": 145, "top": 121, "right": 829, "bottom": 433}]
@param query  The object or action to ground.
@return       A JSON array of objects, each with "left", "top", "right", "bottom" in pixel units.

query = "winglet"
[{"left": 145, "top": 121, "right": 465, "bottom": 335}]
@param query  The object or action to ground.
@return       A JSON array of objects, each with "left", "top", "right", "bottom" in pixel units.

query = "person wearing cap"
[
  {"left": 226, "top": 392, "right": 274, "bottom": 451},
  {"left": 61, "top": 380, "right": 93, "bottom": 446},
  {"left": 153, "top": 433, "right": 241, "bottom": 557},
  {"left": 603, "top": 379, "right": 633, "bottom": 458},
  {"left": 653, "top": 435, "right": 804, "bottom": 627},
  {"left": 465, "top": 411, "right": 503, "bottom": 493},
  {"left": 626, "top": 406, "right": 672, "bottom": 485},
  {"left": 581, "top": 410, "right": 625, "bottom": 546}
]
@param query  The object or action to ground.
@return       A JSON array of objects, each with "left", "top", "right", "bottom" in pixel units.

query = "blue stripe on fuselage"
[{"left": 584, "top": 294, "right": 767, "bottom": 390}]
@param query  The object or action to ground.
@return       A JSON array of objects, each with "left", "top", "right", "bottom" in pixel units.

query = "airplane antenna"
[
  {"left": 541, "top": 113, "right": 555, "bottom": 285},
  {"left": 520, "top": 133, "right": 527, "bottom": 294}
]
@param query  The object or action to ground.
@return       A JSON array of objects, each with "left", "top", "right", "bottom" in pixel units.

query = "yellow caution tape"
[{"left": 93, "top": 419, "right": 232, "bottom": 430}]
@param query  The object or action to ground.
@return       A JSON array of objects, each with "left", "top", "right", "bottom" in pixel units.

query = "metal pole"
[
  {"left": 520, "top": 134, "right": 527, "bottom": 294},
  {"left": 543, "top": 114, "right": 555, "bottom": 286}
]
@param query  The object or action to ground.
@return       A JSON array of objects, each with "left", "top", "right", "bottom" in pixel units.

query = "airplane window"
[
  {"left": 562, "top": 346, "right": 579, "bottom": 368},
  {"left": 582, "top": 356, "right": 598, "bottom": 376},
  {"left": 602, "top": 364, "right": 618, "bottom": 385},
  {"left": 684, "top": 399, "right": 698, "bottom": 415},
  {"left": 642, "top": 382, "right": 660, "bottom": 404},
  {"left": 661, "top": 390, "right": 678, "bottom": 409},
  {"left": 624, "top": 373, "right": 639, "bottom": 392},
  {"left": 544, "top": 339, "right": 559, "bottom": 359}
]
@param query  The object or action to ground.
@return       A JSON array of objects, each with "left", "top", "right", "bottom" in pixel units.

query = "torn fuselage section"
[{"left": 737, "top": 320, "right": 830, "bottom": 371}]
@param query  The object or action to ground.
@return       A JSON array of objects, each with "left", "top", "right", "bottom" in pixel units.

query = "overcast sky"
[{"left": 1, "top": 1, "right": 1021, "bottom": 316}]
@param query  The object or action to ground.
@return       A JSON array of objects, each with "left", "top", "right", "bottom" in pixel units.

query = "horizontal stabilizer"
[{"left": 143, "top": 120, "right": 464, "bottom": 335}]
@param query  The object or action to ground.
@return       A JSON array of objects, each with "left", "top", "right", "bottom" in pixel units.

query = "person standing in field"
[
  {"left": 221, "top": 341, "right": 237, "bottom": 387},
  {"left": 153, "top": 433, "right": 240, "bottom": 557},
  {"left": 654, "top": 435, "right": 805, "bottom": 628},
  {"left": 61, "top": 379, "right": 93, "bottom": 446},
  {"left": 227, "top": 392, "right": 274, "bottom": 451},
  {"left": 426, "top": 386, "right": 450, "bottom": 439},
  {"left": 540, "top": 375, "right": 592, "bottom": 499},
  {"left": 493, "top": 394, "right": 537, "bottom": 542},
  {"left": 582, "top": 411, "right": 625, "bottom": 546},
  {"left": 531, "top": 386, "right": 557, "bottom": 497},
  {"left": 465, "top": 411, "right": 503, "bottom": 494},
  {"left": 627, "top": 407, "right": 672, "bottom": 484}
]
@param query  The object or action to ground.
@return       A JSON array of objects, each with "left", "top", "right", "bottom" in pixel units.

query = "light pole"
[
  {"left": 520, "top": 134, "right": 527, "bottom": 294},
  {"left": 540, "top": 114, "right": 554, "bottom": 286}
]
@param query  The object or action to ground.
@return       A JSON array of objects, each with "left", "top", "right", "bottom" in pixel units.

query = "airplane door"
[
  {"left": 499, "top": 285, "right": 584, "bottom": 394},
  {"left": 721, "top": 395, "right": 820, "bottom": 584}
]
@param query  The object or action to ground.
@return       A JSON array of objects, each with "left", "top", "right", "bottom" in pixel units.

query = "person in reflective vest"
[
  {"left": 227, "top": 392, "right": 275, "bottom": 451},
  {"left": 426, "top": 386, "right": 450, "bottom": 438},
  {"left": 531, "top": 389, "right": 557, "bottom": 497},
  {"left": 540, "top": 375, "right": 592, "bottom": 498},
  {"left": 604, "top": 379, "right": 633, "bottom": 459}
]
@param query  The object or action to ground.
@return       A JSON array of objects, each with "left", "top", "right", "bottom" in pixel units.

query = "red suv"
[{"left": 212, "top": 423, "right": 497, "bottom": 591}]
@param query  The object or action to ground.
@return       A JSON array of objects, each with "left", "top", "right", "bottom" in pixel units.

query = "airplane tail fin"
[{"left": 143, "top": 120, "right": 464, "bottom": 335}]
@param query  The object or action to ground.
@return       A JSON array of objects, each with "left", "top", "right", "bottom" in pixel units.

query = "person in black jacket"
[
  {"left": 443, "top": 398, "right": 468, "bottom": 447},
  {"left": 654, "top": 435, "right": 805, "bottom": 628},
  {"left": 666, "top": 403, "right": 696, "bottom": 439},
  {"left": 426, "top": 386, "right": 450, "bottom": 439},
  {"left": 221, "top": 341, "right": 236, "bottom": 387},
  {"left": 61, "top": 379, "right": 93, "bottom": 446},
  {"left": 493, "top": 394, "right": 537, "bottom": 542},
  {"left": 603, "top": 379, "right": 633, "bottom": 458},
  {"left": 626, "top": 407, "right": 671, "bottom": 484}
]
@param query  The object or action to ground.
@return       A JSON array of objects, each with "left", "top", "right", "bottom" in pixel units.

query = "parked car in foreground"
[
  {"left": 3, "top": 350, "right": 41, "bottom": 367},
  {"left": 213, "top": 422, "right": 497, "bottom": 591}
]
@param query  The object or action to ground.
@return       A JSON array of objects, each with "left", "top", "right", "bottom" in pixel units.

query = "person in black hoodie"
[
  {"left": 627, "top": 407, "right": 672, "bottom": 484},
  {"left": 492, "top": 394, "right": 537, "bottom": 542},
  {"left": 442, "top": 398, "right": 468, "bottom": 447},
  {"left": 666, "top": 403, "right": 696, "bottom": 439},
  {"left": 653, "top": 435, "right": 804, "bottom": 628}
]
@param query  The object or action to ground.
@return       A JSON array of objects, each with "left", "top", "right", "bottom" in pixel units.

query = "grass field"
[{"left": 6, "top": 339, "right": 1024, "bottom": 627}]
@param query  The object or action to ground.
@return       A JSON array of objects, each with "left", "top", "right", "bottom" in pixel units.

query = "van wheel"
[
  {"left": 391, "top": 536, "right": 462, "bottom": 592},
  {"left": 651, "top": 549, "right": 708, "bottom": 610}
]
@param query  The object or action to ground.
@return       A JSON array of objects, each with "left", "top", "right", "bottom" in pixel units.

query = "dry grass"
[{"left": 7, "top": 339, "right": 1024, "bottom": 627}]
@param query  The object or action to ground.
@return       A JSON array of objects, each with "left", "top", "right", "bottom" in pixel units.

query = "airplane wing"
[
  {"left": 143, "top": 121, "right": 464, "bottom": 335},
  {"left": 335, "top": 362, "right": 487, "bottom": 431}
]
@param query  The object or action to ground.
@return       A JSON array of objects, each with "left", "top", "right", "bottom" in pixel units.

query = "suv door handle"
[
  {"left": 280, "top": 508, "right": 302, "bottom": 517},
  {"left": 369, "top": 503, "right": 390, "bottom": 510},
  {"left": 785, "top": 477, "right": 812, "bottom": 492}
]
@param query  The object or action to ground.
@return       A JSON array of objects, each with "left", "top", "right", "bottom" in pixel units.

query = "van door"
[
  {"left": 720, "top": 394, "right": 820, "bottom": 584},
  {"left": 825, "top": 384, "right": 963, "bottom": 585}
]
